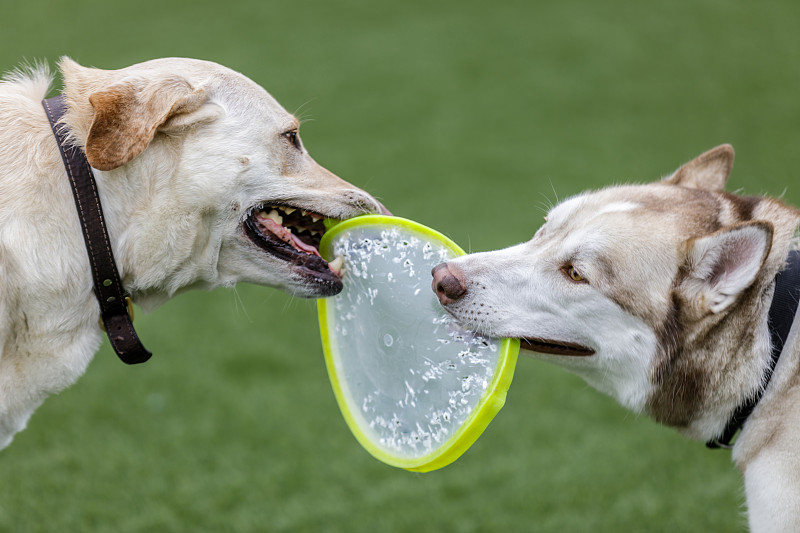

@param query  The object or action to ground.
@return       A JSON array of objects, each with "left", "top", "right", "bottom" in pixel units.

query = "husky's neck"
[{"left": 646, "top": 198, "right": 800, "bottom": 440}]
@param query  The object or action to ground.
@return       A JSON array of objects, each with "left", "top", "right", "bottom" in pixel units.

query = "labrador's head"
[{"left": 60, "top": 57, "right": 388, "bottom": 308}]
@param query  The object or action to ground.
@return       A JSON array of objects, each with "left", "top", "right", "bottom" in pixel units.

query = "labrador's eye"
[{"left": 282, "top": 130, "right": 302, "bottom": 151}]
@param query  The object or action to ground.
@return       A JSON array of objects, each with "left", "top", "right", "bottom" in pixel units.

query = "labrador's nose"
[
  {"left": 376, "top": 199, "right": 393, "bottom": 216},
  {"left": 431, "top": 262, "right": 467, "bottom": 305}
]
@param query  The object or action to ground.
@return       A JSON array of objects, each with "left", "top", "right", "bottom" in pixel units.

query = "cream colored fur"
[
  {"left": 435, "top": 145, "right": 800, "bottom": 532},
  {"left": 0, "top": 58, "right": 385, "bottom": 448}
]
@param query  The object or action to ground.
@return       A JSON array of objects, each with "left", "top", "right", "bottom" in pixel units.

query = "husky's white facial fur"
[
  {"left": 433, "top": 145, "right": 800, "bottom": 532},
  {"left": 0, "top": 57, "right": 386, "bottom": 448}
]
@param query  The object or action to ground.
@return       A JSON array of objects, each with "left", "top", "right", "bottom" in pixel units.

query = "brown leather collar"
[{"left": 42, "top": 94, "right": 152, "bottom": 365}]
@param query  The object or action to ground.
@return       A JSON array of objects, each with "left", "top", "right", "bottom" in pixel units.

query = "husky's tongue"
[{"left": 256, "top": 213, "right": 321, "bottom": 256}]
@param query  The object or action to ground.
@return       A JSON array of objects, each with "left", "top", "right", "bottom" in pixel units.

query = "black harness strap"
[
  {"left": 707, "top": 249, "right": 800, "bottom": 449},
  {"left": 42, "top": 94, "right": 152, "bottom": 365}
]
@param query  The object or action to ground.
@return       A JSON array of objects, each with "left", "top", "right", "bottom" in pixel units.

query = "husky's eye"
[
  {"left": 563, "top": 265, "right": 586, "bottom": 283},
  {"left": 282, "top": 129, "right": 302, "bottom": 151}
]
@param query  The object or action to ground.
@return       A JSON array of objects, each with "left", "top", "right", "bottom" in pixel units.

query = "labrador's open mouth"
[
  {"left": 244, "top": 204, "right": 344, "bottom": 294},
  {"left": 520, "top": 337, "right": 595, "bottom": 356}
]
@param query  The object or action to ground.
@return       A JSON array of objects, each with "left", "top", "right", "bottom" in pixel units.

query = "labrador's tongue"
[
  {"left": 289, "top": 233, "right": 321, "bottom": 256},
  {"left": 256, "top": 214, "right": 321, "bottom": 257}
]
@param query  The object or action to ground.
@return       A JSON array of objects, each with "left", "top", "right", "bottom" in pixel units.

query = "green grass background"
[{"left": 2, "top": 0, "right": 799, "bottom": 531}]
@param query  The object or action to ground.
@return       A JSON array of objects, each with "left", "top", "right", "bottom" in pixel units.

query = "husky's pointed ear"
[
  {"left": 85, "top": 77, "right": 219, "bottom": 171},
  {"left": 663, "top": 144, "right": 734, "bottom": 192},
  {"left": 683, "top": 221, "right": 773, "bottom": 315}
]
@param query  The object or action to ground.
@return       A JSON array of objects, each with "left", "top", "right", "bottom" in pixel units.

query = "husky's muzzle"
[{"left": 432, "top": 261, "right": 595, "bottom": 357}]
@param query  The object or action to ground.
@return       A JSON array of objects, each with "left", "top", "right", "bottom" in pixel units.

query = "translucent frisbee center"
[{"left": 325, "top": 226, "right": 502, "bottom": 459}]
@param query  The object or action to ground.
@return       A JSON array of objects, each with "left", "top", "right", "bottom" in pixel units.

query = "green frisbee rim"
[{"left": 317, "top": 215, "right": 520, "bottom": 472}]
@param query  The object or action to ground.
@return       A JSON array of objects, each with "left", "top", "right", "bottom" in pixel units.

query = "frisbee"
[{"left": 317, "top": 215, "right": 520, "bottom": 472}]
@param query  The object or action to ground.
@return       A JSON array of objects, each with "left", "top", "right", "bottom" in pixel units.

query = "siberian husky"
[
  {"left": 0, "top": 58, "right": 387, "bottom": 449},
  {"left": 432, "top": 145, "right": 800, "bottom": 532}
]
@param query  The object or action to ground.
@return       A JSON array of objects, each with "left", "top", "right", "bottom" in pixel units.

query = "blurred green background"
[{"left": 2, "top": 0, "right": 799, "bottom": 531}]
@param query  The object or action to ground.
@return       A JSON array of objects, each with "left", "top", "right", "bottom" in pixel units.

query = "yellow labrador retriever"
[{"left": 0, "top": 57, "right": 387, "bottom": 448}]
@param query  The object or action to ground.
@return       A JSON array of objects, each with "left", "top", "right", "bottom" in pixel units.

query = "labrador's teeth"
[
  {"left": 281, "top": 207, "right": 296, "bottom": 215},
  {"left": 310, "top": 230, "right": 321, "bottom": 236},
  {"left": 328, "top": 256, "right": 344, "bottom": 275},
  {"left": 267, "top": 209, "right": 283, "bottom": 225},
  {"left": 310, "top": 214, "right": 322, "bottom": 222},
  {"left": 300, "top": 210, "right": 309, "bottom": 217}
]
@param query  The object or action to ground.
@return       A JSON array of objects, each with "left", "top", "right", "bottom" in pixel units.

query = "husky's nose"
[{"left": 432, "top": 263, "right": 467, "bottom": 305}]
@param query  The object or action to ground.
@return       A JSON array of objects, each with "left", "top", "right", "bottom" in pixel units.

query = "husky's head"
[{"left": 433, "top": 145, "right": 800, "bottom": 437}]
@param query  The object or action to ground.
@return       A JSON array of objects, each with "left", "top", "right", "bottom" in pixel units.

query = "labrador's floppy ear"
[
  {"left": 85, "top": 77, "right": 211, "bottom": 171},
  {"left": 663, "top": 144, "right": 735, "bottom": 192}
]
